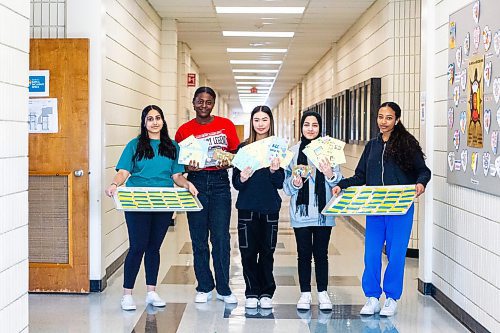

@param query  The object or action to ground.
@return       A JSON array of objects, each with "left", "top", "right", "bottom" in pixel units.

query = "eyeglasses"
[{"left": 194, "top": 99, "right": 214, "bottom": 107}]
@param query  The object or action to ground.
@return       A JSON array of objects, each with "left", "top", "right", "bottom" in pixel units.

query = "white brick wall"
[
  {"left": 431, "top": 1, "right": 500, "bottom": 331},
  {"left": 102, "top": 0, "right": 162, "bottom": 268},
  {"left": 0, "top": 1, "right": 30, "bottom": 332}
]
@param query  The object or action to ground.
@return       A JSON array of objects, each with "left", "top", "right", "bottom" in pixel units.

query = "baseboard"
[
  {"left": 405, "top": 248, "right": 419, "bottom": 258},
  {"left": 417, "top": 279, "right": 434, "bottom": 295},
  {"left": 343, "top": 216, "right": 418, "bottom": 258},
  {"left": 89, "top": 249, "right": 128, "bottom": 292},
  {"left": 417, "top": 279, "right": 490, "bottom": 333}
]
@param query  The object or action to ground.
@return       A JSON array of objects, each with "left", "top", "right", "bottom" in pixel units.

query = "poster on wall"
[
  {"left": 28, "top": 98, "right": 59, "bottom": 133},
  {"left": 447, "top": 0, "right": 500, "bottom": 196},
  {"left": 29, "top": 70, "right": 50, "bottom": 97},
  {"left": 466, "top": 55, "right": 484, "bottom": 148}
]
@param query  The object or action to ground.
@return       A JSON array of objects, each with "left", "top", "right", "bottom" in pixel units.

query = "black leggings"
[{"left": 123, "top": 211, "right": 173, "bottom": 289}]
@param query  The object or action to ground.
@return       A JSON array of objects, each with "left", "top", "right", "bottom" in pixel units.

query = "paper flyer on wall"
[{"left": 28, "top": 98, "right": 59, "bottom": 133}]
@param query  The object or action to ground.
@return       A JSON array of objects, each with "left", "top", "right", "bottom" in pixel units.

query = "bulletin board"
[
  {"left": 321, "top": 185, "right": 415, "bottom": 216},
  {"left": 447, "top": 0, "right": 500, "bottom": 195},
  {"left": 113, "top": 187, "right": 203, "bottom": 212}
]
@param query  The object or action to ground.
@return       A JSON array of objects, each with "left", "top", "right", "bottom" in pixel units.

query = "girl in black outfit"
[{"left": 232, "top": 105, "right": 285, "bottom": 310}]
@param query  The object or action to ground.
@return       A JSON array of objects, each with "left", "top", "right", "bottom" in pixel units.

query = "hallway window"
[{"left": 30, "top": 0, "right": 66, "bottom": 38}]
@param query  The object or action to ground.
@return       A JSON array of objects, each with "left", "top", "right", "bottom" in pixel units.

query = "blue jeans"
[
  {"left": 123, "top": 211, "right": 173, "bottom": 289},
  {"left": 187, "top": 169, "right": 232, "bottom": 296},
  {"left": 363, "top": 205, "right": 414, "bottom": 300}
]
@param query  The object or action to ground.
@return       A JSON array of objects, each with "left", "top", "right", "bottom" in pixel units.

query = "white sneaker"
[
  {"left": 195, "top": 291, "right": 212, "bottom": 303},
  {"left": 121, "top": 294, "right": 136, "bottom": 311},
  {"left": 318, "top": 291, "right": 333, "bottom": 311},
  {"left": 216, "top": 292, "right": 238, "bottom": 304},
  {"left": 380, "top": 298, "right": 397, "bottom": 316},
  {"left": 145, "top": 291, "right": 166, "bottom": 307},
  {"left": 359, "top": 297, "right": 381, "bottom": 315},
  {"left": 245, "top": 297, "right": 258, "bottom": 308},
  {"left": 296, "top": 292, "right": 312, "bottom": 310},
  {"left": 259, "top": 297, "right": 273, "bottom": 309}
]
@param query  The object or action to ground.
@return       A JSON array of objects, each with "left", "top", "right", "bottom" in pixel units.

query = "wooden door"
[
  {"left": 29, "top": 39, "right": 89, "bottom": 292},
  {"left": 235, "top": 124, "right": 245, "bottom": 142}
]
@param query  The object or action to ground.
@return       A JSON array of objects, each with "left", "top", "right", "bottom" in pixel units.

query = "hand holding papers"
[
  {"left": 213, "top": 149, "right": 234, "bottom": 166},
  {"left": 231, "top": 136, "right": 295, "bottom": 171},
  {"left": 178, "top": 135, "right": 209, "bottom": 168},
  {"left": 302, "top": 136, "right": 346, "bottom": 170}
]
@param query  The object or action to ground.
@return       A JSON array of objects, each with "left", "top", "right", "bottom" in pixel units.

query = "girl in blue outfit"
[
  {"left": 332, "top": 102, "right": 431, "bottom": 317},
  {"left": 105, "top": 105, "right": 198, "bottom": 311},
  {"left": 283, "top": 111, "right": 342, "bottom": 311},
  {"left": 232, "top": 105, "right": 285, "bottom": 310}
]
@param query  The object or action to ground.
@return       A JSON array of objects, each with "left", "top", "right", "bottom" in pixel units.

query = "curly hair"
[
  {"left": 381, "top": 102, "right": 425, "bottom": 173},
  {"left": 134, "top": 105, "right": 177, "bottom": 161}
]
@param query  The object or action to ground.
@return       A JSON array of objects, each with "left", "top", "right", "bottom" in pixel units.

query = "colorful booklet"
[{"left": 178, "top": 135, "right": 209, "bottom": 168}]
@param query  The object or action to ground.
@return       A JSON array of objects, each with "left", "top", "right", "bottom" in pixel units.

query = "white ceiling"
[{"left": 148, "top": 0, "right": 376, "bottom": 113}]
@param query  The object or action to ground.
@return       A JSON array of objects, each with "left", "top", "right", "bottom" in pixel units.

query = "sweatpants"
[{"left": 362, "top": 205, "right": 414, "bottom": 300}]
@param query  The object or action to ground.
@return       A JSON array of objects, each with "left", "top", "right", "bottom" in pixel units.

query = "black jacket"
[
  {"left": 337, "top": 134, "right": 431, "bottom": 189},
  {"left": 232, "top": 142, "right": 285, "bottom": 214}
]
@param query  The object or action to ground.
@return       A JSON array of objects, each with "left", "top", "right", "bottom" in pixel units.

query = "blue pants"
[
  {"left": 123, "top": 211, "right": 173, "bottom": 289},
  {"left": 187, "top": 169, "right": 232, "bottom": 296},
  {"left": 362, "top": 205, "right": 414, "bottom": 300}
]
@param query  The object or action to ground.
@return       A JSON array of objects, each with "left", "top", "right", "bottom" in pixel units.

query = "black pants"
[
  {"left": 238, "top": 210, "right": 279, "bottom": 299},
  {"left": 123, "top": 211, "right": 173, "bottom": 289},
  {"left": 294, "top": 226, "right": 332, "bottom": 292}
]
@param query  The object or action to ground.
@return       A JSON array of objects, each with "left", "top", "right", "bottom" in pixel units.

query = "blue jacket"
[
  {"left": 283, "top": 143, "right": 342, "bottom": 228},
  {"left": 232, "top": 142, "right": 285, "bottom": 214},
  {"left": 337, "top": 134, "right": 431, "bottom": 189}
]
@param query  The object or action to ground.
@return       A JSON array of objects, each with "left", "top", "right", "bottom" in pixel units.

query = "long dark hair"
[
  {"left": 133, "top": 105, "right": 177, "bottom": 161},
  {"left": 381, "top": 101, "right": 425, "bottom": 172},
  {"left": 192, "top": 86, "right": 216, "bottom": 103},
  {"left": 296, "top": 111, "right": 326, "bottom": 221},
  {"left": 247, "top": 105, "right": 275, "bottom": 144}
]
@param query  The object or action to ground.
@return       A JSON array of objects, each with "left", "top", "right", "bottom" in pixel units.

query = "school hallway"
[{"left": 29, "top": 188, "right": 467, "bottom": 333}]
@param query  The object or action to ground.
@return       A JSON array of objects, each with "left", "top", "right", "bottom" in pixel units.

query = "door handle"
[{"left": 74, "top": 170, "right": 84, "bottom": 177}]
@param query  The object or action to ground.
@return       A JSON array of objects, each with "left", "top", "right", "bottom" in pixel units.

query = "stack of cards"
[
  {"left": 178, "top": 135, "right": 209, "bottom": 168},
  {"left": 231, "top": 136, "right": 295, "bottom": 171},
  {"left": 303, "top": 136, "right": 346, "bottom": 169},
  {"left": 292, "top": 165, "right": 313, "bottom": 179},
  {"left": 213, "top": 149, "right": 235, "bottom": 165}
]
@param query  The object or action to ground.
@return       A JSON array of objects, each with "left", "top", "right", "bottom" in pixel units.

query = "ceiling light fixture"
[
  {"left": 216, "top": 7, "right": 304, "bottom": 14},
  {"left": 223, "top": 31, "right": 294, "bottom": 38},
  {"left": 230, "top": 60, "right": 282, "bottom": 65},
  {"left": 236, "top": 81, "right": 273, "bottom": 85},
  {"left": 232, "top": 69, "right": 279, "bottom": 73},
  {"left": 227, "top": 48, "right": 287, "bottom": 53},
  {"left": 234, "top": 76, "right": 275, "bottom": 80}
]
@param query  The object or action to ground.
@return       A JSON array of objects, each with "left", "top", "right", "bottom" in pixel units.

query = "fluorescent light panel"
[
  {"left": 227, "top": 48, "right": 287, "bottom": 53},
  {"left": 223, "top": 31, "right": 294, "bottom": 38},
  {"left": 236, "top": 82, "right": 273, "bottom": 85},
  {"left": 230, "top": 60, "right": 282, "bottom": 65},
  {"left": 232, "top": 69, "right": 279, "bottom": 73},
  {"left": 234, "top": 76, "right": 275, "bottom": 80},
  {"left": 216, "top": 7, "right": 304, "bottom": 14}
]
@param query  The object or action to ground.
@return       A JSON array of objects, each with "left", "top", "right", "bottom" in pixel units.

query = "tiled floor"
[{"left": 29, "top": 189, "right": 469, "bottom": 333}]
